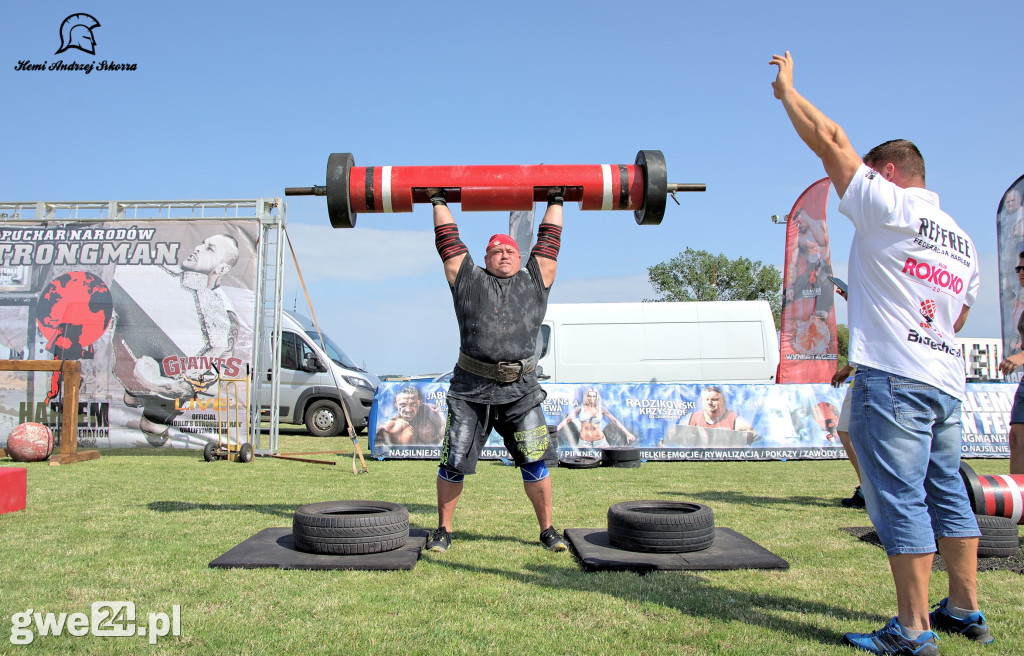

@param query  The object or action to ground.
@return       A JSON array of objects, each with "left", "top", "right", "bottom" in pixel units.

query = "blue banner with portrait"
[{"left": 369, "top": 382, "right": 1014, "bottom": 461}]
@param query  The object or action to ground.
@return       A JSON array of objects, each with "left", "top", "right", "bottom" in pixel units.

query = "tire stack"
[
  {"left": 607, "top": 501, "right": 715, "bottom": 553},
  {"left": 601, "top": 447, "right": 642, "bottom": 469},
  {"left": 292, "top": 501, "right": 409, "bottom": 555},
  {"left": 976, "top": 514, "right": 1019, "bottom": 558}
]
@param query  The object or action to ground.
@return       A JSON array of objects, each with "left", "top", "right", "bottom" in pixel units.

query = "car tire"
[
  {"left": 238, "top": 443, "right": 254, "bottom": 463},
  {"left": 607, "top": 500, "right": 715, "bottom": 553},
  {"left": 976, "top": 514, "right": 1019, "bottom": 558},
  {"left": 203, "top": 441, "right": 218, "bottom": 462},
  {"left": 304, "top": 399, "right": 345, "bottom": 437},
  {"left": 293, "top": 500, "right": 409, "bottom": 555}
]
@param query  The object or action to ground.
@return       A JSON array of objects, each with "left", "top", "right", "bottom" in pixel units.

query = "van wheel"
[{"left": 305, "top": 399, "right": 345, "bottom": 437}]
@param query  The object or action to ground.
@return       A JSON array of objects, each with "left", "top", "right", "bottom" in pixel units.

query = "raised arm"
[
  {"left": 770, "top": 51, "right": 863, "bottom": 197},
  {"left": 429, "top": 188, "right": 467, "bottom": 286}
]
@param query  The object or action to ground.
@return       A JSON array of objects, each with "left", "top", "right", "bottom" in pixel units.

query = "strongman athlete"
[{"left": 425, "top": 186, "right": 567, "bottom": 553}]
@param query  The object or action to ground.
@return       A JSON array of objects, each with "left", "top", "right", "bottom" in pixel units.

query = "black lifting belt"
[{"left": 457, "top": 351, "right": 536, "bottom": 384}]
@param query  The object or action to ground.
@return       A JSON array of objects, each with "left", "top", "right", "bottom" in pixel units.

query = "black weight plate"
[
  {"left": 326, "top": 152, "right": 356, "bottom": 229},
  {"left": 558, "top": 456, "right": 602, "bottom": 469},
  {"left": 634, "top": 150, "right": 667, "bottom": 226}
]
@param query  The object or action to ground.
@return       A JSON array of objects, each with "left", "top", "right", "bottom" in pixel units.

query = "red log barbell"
[
  {"left": 960, "top": 461, "right": 1024, "bottom": 524},
  {"left": 285, "top": 150, "right": 705, "bottom": 229}
]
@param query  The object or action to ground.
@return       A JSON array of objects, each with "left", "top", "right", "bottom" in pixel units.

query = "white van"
[
  {"left": 535, "top": 301, "right": 779, "bottom": 384},
  {"left": 261, "top": 312, "right": 379, "bottom": 435}
]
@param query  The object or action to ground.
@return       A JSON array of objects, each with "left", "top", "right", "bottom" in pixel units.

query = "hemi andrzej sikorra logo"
[{"left": 13, "top": 13, "right": 138, "bottom": 74}]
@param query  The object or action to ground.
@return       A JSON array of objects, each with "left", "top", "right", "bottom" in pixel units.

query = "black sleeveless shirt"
[{"left": 447, "top": 253, "right": 550, "bottom": 404}]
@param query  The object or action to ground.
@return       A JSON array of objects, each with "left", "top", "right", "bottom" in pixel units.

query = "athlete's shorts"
[
  {"left": 1011, "top": 378, "right": 1024, "bottom": 425},
  {"left": 439, "top": 388, "right": 548, "bottom": 476}
]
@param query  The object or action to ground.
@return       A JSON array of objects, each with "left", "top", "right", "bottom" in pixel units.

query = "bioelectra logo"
[{"left": 901, "top": 257, "right": 964, "bottom": 294}]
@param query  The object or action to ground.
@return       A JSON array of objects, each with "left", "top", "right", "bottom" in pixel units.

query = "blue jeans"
[{"left": 849, "top": 366, "right": 980, "bottom": 556}]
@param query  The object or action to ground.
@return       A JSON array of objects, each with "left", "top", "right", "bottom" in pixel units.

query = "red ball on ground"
[{"left": 7, "top": 423, "right": 55, "bottom": 462}]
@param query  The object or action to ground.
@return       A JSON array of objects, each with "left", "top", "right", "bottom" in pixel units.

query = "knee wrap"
[
  {"left": 520, "top": 460, "right": 549, "bottom": 482},
  {"left": 438, "top": 467, "right": 465, "bottom": 484}
]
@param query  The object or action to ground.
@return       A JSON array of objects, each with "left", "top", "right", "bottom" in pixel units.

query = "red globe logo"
[{"left": 36, "top": 271, "right": 114, "bottom": 359}]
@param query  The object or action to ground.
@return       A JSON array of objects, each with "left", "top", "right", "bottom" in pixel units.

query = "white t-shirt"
[{"left": 839, "top": 164, "right": 980, "bottom": 400}]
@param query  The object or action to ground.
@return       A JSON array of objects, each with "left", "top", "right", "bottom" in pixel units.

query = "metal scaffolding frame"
[{"left": 0, "top": 198, "right": 286, "bottom": 454}]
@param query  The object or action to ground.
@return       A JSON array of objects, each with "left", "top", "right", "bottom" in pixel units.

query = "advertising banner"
[
  {"left": 777, "top": 177, "right": 838, "bottom": 383},
  {"left": 369, "top": 381, "right": 1013, "bottom": 461},
  {"left": 0, "top": 220, "right": 259, "bottom": 449},
  {"left": 997, "top": 174, "right": 1024, "bottom": 378}
]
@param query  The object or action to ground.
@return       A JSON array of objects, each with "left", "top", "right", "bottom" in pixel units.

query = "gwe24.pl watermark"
[{"left": 9, "top": 602, "right": 180, "bottom": 645}]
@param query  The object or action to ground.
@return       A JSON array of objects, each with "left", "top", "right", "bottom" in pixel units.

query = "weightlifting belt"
[{"left": 457, "top": 351, "right": 536, "bottom": 383}]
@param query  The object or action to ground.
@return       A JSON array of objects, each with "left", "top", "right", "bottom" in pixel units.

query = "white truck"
[
  {"left": 260, "top": 312, "right": 379, "bottom": 436},
  {"left": 535, "top": 301, "right": 779, "bottom": 384}
]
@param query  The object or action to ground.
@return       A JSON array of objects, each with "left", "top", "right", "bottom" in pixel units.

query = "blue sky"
[{"left": 3, "top": 1, "right": 1021, "bottom": 375}]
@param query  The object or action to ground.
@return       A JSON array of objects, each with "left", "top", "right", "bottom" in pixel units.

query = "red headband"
[{"left": 485, "top": 234, "right": 519, "bottom": 253}]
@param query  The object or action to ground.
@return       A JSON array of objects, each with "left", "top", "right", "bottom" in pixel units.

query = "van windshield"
[{"left": 304, "top": 331, "right": 362, "bottom": 371}]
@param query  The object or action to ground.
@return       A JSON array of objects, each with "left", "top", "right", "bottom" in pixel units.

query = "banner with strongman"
[
  {"left": 0, "top": 220, "right": 258, "bottom": 449},
  {"left": 369, "top": 381, "right": 1013, "bottom": 461},
  {"left": 777, "top": 178, "right": 838, "bottom": 383},
  {"left": 997, "top": 173, "right": 1024, "bottom": 379}
]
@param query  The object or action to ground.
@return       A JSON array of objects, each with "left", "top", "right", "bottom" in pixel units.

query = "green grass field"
[{"left": 1, "top": 435, "right": 1021, "bottom": 655}]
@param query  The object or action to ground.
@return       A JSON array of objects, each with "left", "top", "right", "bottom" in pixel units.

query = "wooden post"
[{"left": 0, "top": 359, "right": 100, "bottom": 466}]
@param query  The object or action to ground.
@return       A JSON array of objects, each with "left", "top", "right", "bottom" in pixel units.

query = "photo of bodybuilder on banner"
[
  {"left": 0, "top": 220, "right": 258, "bottom": 448},
  {"left": 998, "top": 180, "right": 1024, "bottom": 368},
  {"left": 108, "top": 222, "right": 258, "bottom": 448},
  {"left": 374, "top": 383, "right": 445, "bottom": 451}
]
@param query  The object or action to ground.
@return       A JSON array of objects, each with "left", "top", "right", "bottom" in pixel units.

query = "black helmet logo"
[{"left": 55, "top": 13, "right": 101, "bottom": 55}]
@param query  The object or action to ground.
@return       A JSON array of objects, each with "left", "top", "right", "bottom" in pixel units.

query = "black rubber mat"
[
  {"left": 564, "top": 527, "right": 789, "bottom": 573},
  {"left": 209, "top": 528, "right": 428, "bottom": 571}
]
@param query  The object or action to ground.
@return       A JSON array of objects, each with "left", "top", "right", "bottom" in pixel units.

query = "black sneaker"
[
  {"left": 540, "top": 526, "right": 568, "bottom": 552},
  {"left": 929, "top": 597, "right": 994, "bottom": 644},
  {"left": 425, "top": 527, "right": 452, "bottom": 553},
  {"left": 842, "top": 485, "right": 866, "bottom": 508}
]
